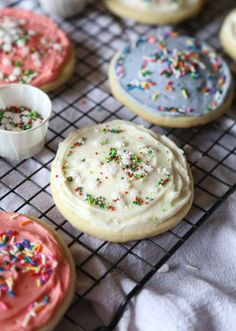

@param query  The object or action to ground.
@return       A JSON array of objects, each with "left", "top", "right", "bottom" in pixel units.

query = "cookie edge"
[
  {"left": 108, "top": 52, "right": 234, "bottom": 128},
  {"left": 40, "top": 47, "right": 75, "bottom": 93},
  {"left": 220, "top": 10, "right": 236, "bottom": 61},
  {"left": 104, "top": 0, "right": 204, "bottom": 24},
  {"left": 24, "top": 214, "right": 76, "bottom": 331}
]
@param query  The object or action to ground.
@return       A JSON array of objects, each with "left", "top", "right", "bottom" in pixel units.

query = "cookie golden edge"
[
  {"left": 50, "top": 148, "right": 194, "bottom": 243},
  {"left": 104, "top": 0, "right": 204, "bottom": 24},
  {"left": 109, "top": 53, "right": 234, "bottom": 128},
  {"left": 41, "top": 46, "right": 75, "bottom": 93},
  {"left": 220, "top": 10, "right": 236, "bottom": 61},
  {"left": 24, "top": 215, "right": 76, "bottom": 331}
]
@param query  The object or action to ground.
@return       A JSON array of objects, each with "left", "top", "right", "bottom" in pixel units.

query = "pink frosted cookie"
[
  {"left": 0, "top": 8, "right": 75, "bottom": 92},
  {"left": 0, "top": 212, "right": 75, "bottom": 331}
]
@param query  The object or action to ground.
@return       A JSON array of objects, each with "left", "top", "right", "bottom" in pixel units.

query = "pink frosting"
[
  {"left": 0, "top": 8, "right": 71, "bottom": 87},
  {"left": 0, "top": 212, "right": 71, "bottom": 331}
]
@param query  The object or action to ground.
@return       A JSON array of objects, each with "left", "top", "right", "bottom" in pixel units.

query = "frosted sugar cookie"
[
  {"left": 0, "top": 8, "right": 74, "bottom": 92},
  {"left": 104, "top": 0, "right": 204, "bottom": 24},
  {"left": 109, "top": 30, "right": 233, "bottom": 128},
  {"left": 220, "top": 9, "right": 236, "bottom": 61},
  {"left": 0, "top": 212, "right": 75, "bottom": 331},
  {"left": 51, "top": 120, "right": 193, "bottom": 242}
]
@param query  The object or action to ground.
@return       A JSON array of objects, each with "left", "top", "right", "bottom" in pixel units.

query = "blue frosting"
[{"left": 113, "top": 29, "right": 232, "bottom": 117}]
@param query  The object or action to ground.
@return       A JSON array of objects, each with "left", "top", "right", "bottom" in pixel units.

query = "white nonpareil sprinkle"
[
  {"left": 130, "top": 188, "right": 138, "bottom": 200},
  {"left": 92, "top": 140, "right": 100, "bottom": 147},
  {"left": 3, "top": 35, "right": 13, "bottom": 44},
  {"left": 148, "top": 186, "right": 157, "bottom": 194},
  {"left": 8, "top": 74, "right": 16, "bottom": 82},
  {"left": 143, "top": 163, "right": 153, "bottom": 173},
  {"left": 157, "top": 264, "right": 170, "bottom": 273},
  {"left": 186, "top": 264, "right": 199, "bottom": 272},
  {"left": 34, "top": 60, "right": 42, "bottom": 68},
  {"left": 91, "top": 159, "right": 100, "bottom": 168},
  {"left": 2, "top": 43, "right": 12, "bottom": 52},
  {"left": 115, "top": 140, "right": 126, "bottom": 148},
  {"left": 53, "top": 43, "right": 62, "bottom": 51},
  {"left": 120, "top": 179, "right": 130, "bottom": 191},
  {"left": 21, "top": 46, "right": 30, "bottom": 57},
  {"left": 12, "top": 67, "right": 22, "bottom": 76},
  {"left": 78, "top": 161, "right": 89, "bottom": 171},
  {"left": 104, "top": 163, "right": 120, "bottom": 177},
  {"left": 111, "top": 192, "right": 122, "bottom": 200},
  {"left": 40, "top": 37, "right": 47, "bottom": 45},
  {"left": 28, "top": 29, "right": 36, "bottom": 36},
  {"left": 116, "top": 198, "right": 126, "bottom": 209},
  {"left": 19, "top": 18, "right": 26, "bottom": 25},
  {"left": 74, "top": 175, "right": 83, "bottom": 187},
  {"left": 2, "top": 58, "right": 11, "bottom": 66},
  {"left": 120, "top": 150, "right": 131, "bottom": 166},
  {"left": 16, "top": 39, "right": 26, "bottom": 47},
  {"left": 31, "top": 52, "right": 40, "bottom": 60},
  {"left": 4, "top": 18, "right": 18, "bottom": 29},
  {"left": 88, "top": 179, "right": 99, "bottom": 190}
]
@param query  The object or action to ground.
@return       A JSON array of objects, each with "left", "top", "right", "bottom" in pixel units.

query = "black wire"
[{"left": 0, "top": 0, "right": 236, "bottom": 331}]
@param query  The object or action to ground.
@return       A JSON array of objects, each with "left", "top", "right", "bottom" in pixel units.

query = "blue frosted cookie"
[{"left": 109, "top": 29, "right": 233, "bottom": 128}]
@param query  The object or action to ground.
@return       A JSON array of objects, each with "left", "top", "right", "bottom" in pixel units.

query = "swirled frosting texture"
[
  {"left": 0, "top": 8, "right": 71, "bottom": 87},
  {"left": 222, "top": 10, "right": 236, "bottom": 43},
  {"left": 113, "top": 29, "right": 231, "bottom": 118},
  {"left": 116, "top": 0, "right": 198, "bottom": 11},
  {"left": 0, "top": 212, "right": 71, "bottom": 331},
  {"left": 51, "top": 120, "right": 192, "bottom": 232}
]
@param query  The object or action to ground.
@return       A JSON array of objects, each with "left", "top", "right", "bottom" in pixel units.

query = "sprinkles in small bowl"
[
  {"left": 0, "top": 84, "right": 51, "bottom": 160},
  {"left": 0, "top": 105, "right": 43, "bottom": 131}
]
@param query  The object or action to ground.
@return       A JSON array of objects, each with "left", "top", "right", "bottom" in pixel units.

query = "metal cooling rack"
[{"left": 1, "top": 0, "right": 236, "bottom": 330}]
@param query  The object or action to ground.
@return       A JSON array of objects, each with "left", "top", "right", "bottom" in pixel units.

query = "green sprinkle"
[
  {"left": 29, "top": 111, "right": 39, "bottom": 120},
  {"left": 106, "top": 147, "right": 118, "bottom": 162},
  {"left": 100, "top": 138, "right": 108, "bottom": 145},
  {"left": 23, "top": 123, "right": 32, "bottom": 130},
  {"left": 24, "top": 69, "right": 33, "bottom": 76},
  {"left": 15, "top": 60, "right": 23, "bottom": 67}
]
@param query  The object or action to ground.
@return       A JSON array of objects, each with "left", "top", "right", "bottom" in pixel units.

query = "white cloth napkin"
[{"left": 76, "top": 191, "right": 236, "bottom": 331}]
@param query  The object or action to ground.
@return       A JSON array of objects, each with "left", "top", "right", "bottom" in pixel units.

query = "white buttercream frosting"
[
  {"left": 115, "top": 0, "right": 198, "bottom": 12},
  {"left": 51, "top": 120, "right": 192, "bottom": 229}
]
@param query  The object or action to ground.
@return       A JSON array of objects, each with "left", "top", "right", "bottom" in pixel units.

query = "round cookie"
[
  {"left": 104, "top": 0, "right": 204, "bottom": 25},
  {"left": 51, "top": 120, "right": 193, "bottom": 243},
  {"left": 0, "top": 212, "right": 75, "bottom": 331},
  {"left": 0, "top": 8, "right": 74, "bottom": 92},
  {"left": 109, "top": 29, "right": 233, "bottom": 128},
  {"left": 220, "top": 9, "right": 236, "bottom": 61}
]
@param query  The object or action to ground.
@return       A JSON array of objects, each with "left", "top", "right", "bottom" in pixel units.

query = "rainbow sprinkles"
[
  {"left": 111, "top": 29, "right": 232, "bottom": 124},
  {"left": 0, "top": 212, "right": 71, "bottom": 331}
]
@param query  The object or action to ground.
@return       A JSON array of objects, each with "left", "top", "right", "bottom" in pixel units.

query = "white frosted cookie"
[
  {"left": 104, "top": 0, "right": 204, "bottom": 24},
  {"left": 109, "top": 29, "right": 233, "bottom": 128},
  {"left": 51, "top": 120, "right": 193, "bottom": 242},
  {"left": 220, "top": 9, "right": 236, "bottom": 61}
]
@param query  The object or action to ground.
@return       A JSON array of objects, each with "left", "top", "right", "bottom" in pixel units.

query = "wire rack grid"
[{"left": 0, "top": 0, "right": 236, "bottom": 330}]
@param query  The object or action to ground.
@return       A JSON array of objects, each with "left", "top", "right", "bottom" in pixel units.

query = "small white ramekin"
[
  {"left": 0, "top": 84, "right": 52, "bottom": 161},
  {"left": 39, "top": 0, "right": 86, "bottom": 17}
]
